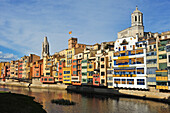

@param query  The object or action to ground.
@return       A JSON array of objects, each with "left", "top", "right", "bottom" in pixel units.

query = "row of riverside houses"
[{"left": 0, "top": 7, "right": 170, "bottom": 91}]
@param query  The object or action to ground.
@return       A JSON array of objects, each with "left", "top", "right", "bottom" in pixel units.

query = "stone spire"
[{"left": 41, "top": 36, "right": 50, "bottom": 58}]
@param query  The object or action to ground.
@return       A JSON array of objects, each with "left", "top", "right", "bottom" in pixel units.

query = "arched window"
[
  {"left": 135, "top": 16, "right": 137, "bottom": 21},
  {"left": 139, "top": 16, "right": 140, "bottom": 22}
]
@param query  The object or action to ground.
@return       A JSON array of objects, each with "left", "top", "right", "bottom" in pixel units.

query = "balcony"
[
  {"left": 147, "top": 82, "right": 156, "bottom": 85},
  {"left": 146, "top": 55, "right": 157, "bottom": 60},
  {"left": 146, "top": 64, "right": 157, "bottom": 67},
  {"left": 113, "top": 74, "right": 136, "bottom": 77},
  {"left": 159, "top": 59, "right": 167, "bottom": 63},
  {"left": 156, "top": 76, "right": 168, "bottom": 81},
  {"left": 156, "top": 85, "right": 168, "bottom": 90}
]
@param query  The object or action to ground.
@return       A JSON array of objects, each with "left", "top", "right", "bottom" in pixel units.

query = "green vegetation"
[
  {"left": 0, "top": 91, "right": 8, "bottom": 93},
  {"left": 51, "top": 99, "right": 76, "bottom": 105},
  {"left": 0, "top": 92, "right": 46, "bottom": 113}
]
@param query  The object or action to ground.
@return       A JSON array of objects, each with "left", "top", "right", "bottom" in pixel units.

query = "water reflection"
[{"left": 0, "top": 85, "right": 170, "bottom": 113}]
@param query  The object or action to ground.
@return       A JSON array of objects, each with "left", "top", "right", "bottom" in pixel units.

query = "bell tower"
[
  {"left": 131, "top": 6, "right": 143, "bottom": 27},
  {"left": 41, "top": 36, "right": 50, "bottom": 58}
]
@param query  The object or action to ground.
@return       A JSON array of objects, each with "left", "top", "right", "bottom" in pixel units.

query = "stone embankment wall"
[
  {"left": 119, "top": 89, "right": 170, "bottom": 99},
  {"left": 0, "top": 81, "right": 67, "bottom": 90},
  {"left": 67, "top": 85, "right": 170, "bottom": 103}
]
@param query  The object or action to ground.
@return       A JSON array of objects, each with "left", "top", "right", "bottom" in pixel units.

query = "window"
[
  {"left": 59, "top": 67, "right": 62, "bottom": 70},
  {"left": 101, "top": 72, "right": 105, "bottom": 76},
  {"left": 139, "top": 15, "right": 140, "bottom": 21},
  {"left": 46, "top": 68, "right": 50, "bottom": 70},
  {"left": 147, "top": 67, "right": 157, "bottom": 74},
  {"left": 59, "top": 61, "right": 62, "bottom": 65},
  {"left": 82, "top": 66, "right": 87, "bottom": 69},
  {"left": 135, "top": 16, "right": 137, "bottom": 21},
  {"left": 108, "top": 83, "right": 113, "bottom": 86},
  {"left": 88, "top": 64, "right": 92, "bottom": 69},
  {"left": 146, "top": 51, "right": 156, "bottom": 56},
  {"left": 154, "top": 45, "right": 156, "bottom": 48},
  {"left": 137, "top": 79, "right": 145, "bottom": 85},
  {"left": 150, "top": 46, "right": 152, "bottom": 50},
  {"left": 59, "top": 73, "right": 62, "bottom": 75},
  {"left": 47, "top": 63, "right": 51, "bottom": 65},
  {"left": 114, "top": 79, "right": 120, "bottom": 84},
  {"left": 147, "top": 77, "right": 156, "bottom": 82},
  {"left": 49, "top": 78, "right": 53, "bottom": 81},
  {"left": 73, "top": 65, "right": 77, "bottom": 68},
  {"left": 73, "top": 60, "right": 77, "bottom": 63},
  {"left": 82, "top": 60, "right": 87, "bottom": 63},
  {"left": 46, "top": 73, "right": 50, "bottom": 75},
  {"left": 107, "top": 77, "right": 113, "bottom": 80},
  {"left": 82, "top": 79, "right": 86, "bottom": 82},
  {"left": 146, "top": 59, "right": 157, "bottom": 64},
  {"left": 110, "top": 63, "right": 112, "bottom": 68},
  {"left": 137, "top": 68, "right": 144, "bottom": 74},
  {"left": 101, "top": 58, "right": 104, "bottom": 61},
  {"left": 122, "top": 79, "right": 126, "bottom": 84},
  {"left": 156, "top": 82, "right": 167, "bottom": 86},
  {"left": 55, "top": 73, "right": 58, "bottom": 76},
  {"left": 169, "top": 55, "right": 170, "bottom": 62},
  {"left": 127, "top": 79, "right": 134, "bottom": 85},
  {"left": 166, "top": 45, "right": 170, "bottom": 52},
  {"left": 88, "top": 71, "right": 94, "bottom": 76},
  {"left": 109, "top": 56, "right": 111, "bottom": 61},
  {"left": 159, "top": 54, "right": 167, "bottom": 59},
  {"left": 159, "top": 63, "right": 167, "bottom": 70},
  {"left": 64, "top": 71, "right": 70, "bottom": 74},
  {"left": 156, "top": 71, "right": 167, "bottom": 76},
  {"left": 101, "top": 80, "right": 105, "bottom": 84},
  {"left": 82, "top": 72, "right": 87, "bottom": 76},
  {"left": 101, "top": 65, "right": 104, "bottom": 68},
  {"left": 73, "top": 71, "right": 77, "bottom": 74}
]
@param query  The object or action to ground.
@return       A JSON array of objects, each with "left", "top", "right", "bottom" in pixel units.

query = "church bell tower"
[
  {"left": 41, "top": 36, "right": 50, "bottom": 58},
  {"left": 131, "top": 6, "right": 143, "bottom": 27}
]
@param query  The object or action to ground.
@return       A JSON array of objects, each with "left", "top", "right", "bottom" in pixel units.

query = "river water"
[{"left": 0, "top": 85, "right": 170, "bottom": 113}]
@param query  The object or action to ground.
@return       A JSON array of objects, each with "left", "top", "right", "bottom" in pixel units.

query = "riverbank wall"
[
  {"left": 0, "top": 81, "right": 67, "bottom": 90},
  {"left": 67, "top": 85, "right": 170, "bottom": 104}
]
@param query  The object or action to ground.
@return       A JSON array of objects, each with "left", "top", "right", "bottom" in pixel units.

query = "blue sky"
[{"left": 0, "top": 0, "right": 170, "bottom": 61}]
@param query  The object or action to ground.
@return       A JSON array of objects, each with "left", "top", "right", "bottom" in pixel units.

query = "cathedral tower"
[
  {"left": 131, "top": 6, "right": 143, "bottom": 27},
  {"left": 41, "top": 36, "right": 50, "bottom": 58},
  {"left": 117, "top": 6, "right": 144, "bottom": 38}
]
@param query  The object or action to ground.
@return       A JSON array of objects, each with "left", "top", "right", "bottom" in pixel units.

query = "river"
[{"left": 0, "top": 85, "right": 169, "bottom": 113}]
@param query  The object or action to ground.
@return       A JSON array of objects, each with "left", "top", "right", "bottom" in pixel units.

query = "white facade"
[
  {"left": 113, "top": 35, "right": 147, "bottom": 89},
  {"left": 114, "top": 36, "right": 138, "bottom": 52}
]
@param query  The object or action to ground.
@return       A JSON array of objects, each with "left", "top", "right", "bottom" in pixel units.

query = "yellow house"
[
  {"left": 87, "top": 62, "right": 95, "bottom": 79},
  {"left": 63, "top": 67, "right": 72, "bottom": 84}
]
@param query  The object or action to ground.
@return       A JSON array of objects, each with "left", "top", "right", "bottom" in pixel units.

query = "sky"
[{"left": 0, "top": 0, "right": 170, "bottom": 62}]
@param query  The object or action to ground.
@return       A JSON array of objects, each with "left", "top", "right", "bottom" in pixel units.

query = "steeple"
[
  {"left": 131, "top": 6, "right": 143, "bottom": 27},
  {"left": 41, "top": 36, "right": 50, "bottom": 58}
]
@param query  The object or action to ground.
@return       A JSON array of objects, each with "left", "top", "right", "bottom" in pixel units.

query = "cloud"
[
  {"left": 0, "top": 51, "right": 18, "bottom": 62},
  {"left": 0, "top": 0, "right": 169, "bottom": 58}
]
